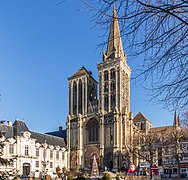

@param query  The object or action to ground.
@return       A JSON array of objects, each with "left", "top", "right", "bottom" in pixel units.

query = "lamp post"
[
  {"left": 129, "top": 112, "right": 133, "bottom": 163},
  {"left": 42, "top": 140, "right": 48, "bottom": 179}
]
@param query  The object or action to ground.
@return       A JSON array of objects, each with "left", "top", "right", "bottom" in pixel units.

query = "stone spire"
[
  {"left": 173, "top": 111, "right": 180, "bottom": 127},
  {"left": 104, "top": 3, "right": 126, "bottom": 61},
  {"left": 173, "top": 110, "right": 177, "bottom": 126},
  {"left": 177, "top": 114, "right": 181, "bottom": 127}
]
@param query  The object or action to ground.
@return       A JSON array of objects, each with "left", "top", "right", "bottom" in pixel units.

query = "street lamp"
[
  {"left": 129, "top": 112, "right": 133, "bottom": 163},
  {"left": 42, "top": 140, "right": 49, "bottom": 179}
]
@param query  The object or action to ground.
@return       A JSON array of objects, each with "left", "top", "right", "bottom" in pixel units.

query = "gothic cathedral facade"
[{"left": 66, "top": 5, "right": 132, "bottom": 171}]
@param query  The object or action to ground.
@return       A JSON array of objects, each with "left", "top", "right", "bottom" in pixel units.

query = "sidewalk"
[{"left": 161, "top": 178, "right": 188, "bottom": 180}]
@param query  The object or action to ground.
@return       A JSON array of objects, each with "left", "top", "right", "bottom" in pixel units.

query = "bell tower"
[
  {"left": 67, "top": 3, "right": 132, "bottom": 172},
  {"left": 97, "top": 3, "right": 132, "bottom": 171},
  {"left": 66, "top": 66, "right": 98, "bottom": 171}
]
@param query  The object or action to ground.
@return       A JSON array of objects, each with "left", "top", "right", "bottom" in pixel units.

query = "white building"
[{"left": 0, "top": 119, "right": 67, "bottom": 177}]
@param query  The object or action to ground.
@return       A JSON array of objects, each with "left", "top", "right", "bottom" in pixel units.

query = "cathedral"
[{"left": 66, "top": 5, "right": 133, "bottom": 172}]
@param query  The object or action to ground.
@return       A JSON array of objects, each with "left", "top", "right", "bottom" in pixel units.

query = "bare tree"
[
  {"left": 83, "top": 0, "right": 188, "bottom": 112},
  {"left": 0, "top": 131, "right": 10, "bottom": 166},
  {"left": 160, "top": 126, "right": 188, "bottom": 179},
  {"left": 182, "top": 110, "right": 188, "bottom": 127},
  {"left": 131, "top": 127, "right": 188, "bottom": 179},
  {"left": 127, "top": 129, "right": 161, "bottom": 179}
]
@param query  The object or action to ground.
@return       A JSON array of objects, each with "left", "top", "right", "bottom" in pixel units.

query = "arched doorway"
[
  {"left": 108, "top": 161, "right": 113, "bottom": 171},
  {"left": 22, "top": 163, "right": 30, "bottom": 176}
]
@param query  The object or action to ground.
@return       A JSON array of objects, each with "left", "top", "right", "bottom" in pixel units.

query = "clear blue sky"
[{"left": 0, "top": 1, "right": 174, "bottom": 133}]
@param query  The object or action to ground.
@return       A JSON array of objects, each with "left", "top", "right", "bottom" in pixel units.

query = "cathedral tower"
[
  {"left": 66, "top": 67, "right": 98, "bottom": 170},
  {"left": 67, "top": 4, "right": 132, "bottom": 172},
  {"left": 97, "top": 4, "right": 132, "bottom": 171}
]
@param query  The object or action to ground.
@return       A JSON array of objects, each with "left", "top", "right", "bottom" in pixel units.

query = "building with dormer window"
[{"left": 0, "top": 119, "right": 67, "bottom": 177}]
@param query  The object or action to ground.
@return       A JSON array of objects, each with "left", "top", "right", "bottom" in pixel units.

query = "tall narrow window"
[
  {"left": 69, "top": 83, "right": 71, "bottom": 115},
  {"left": 104, "top": 83, "right": 108, "bottom": 93},
  {"left": 104, "top": 71, "right": 108, "bottom": 81},
  {"left": 36, "top": 161, "right": 39, "bottom": 168},
  {"left": 25, "top": 146, "right": 29, "bottom": 156},
  {"left": 50, "top": 150, "right": 53, "bottom": 159},
  {"left": 104, "top": 95, "right": 108, "bottom": 111},
  {"left": 78, "top": 80, "right": 82, "bottom": 113},
  {"left": 110, "top": 81, "right": 115, "bottom": 92},
  {"left": 50, "top": 162, "right": 53, "bottom": 168},
  {"left": 62, "top": 152, "right": 65, "bottom": 160},
  {"left": 110, "top": 69, "right": 115, "bottom": 79},
  {"left": 36, "top": 148, "right": 39, "bottom": 157},
  {"left": 9, "top": 144, "right": 14, "bottom": 154},
  {"left": 111, "top": 94, "right": 116, "bottom": 110},
  {"left": 87, "top": 119, "right": 99, "bottom": 143},
  {"left": 73, "top": 81, "right": 77, "bottom": 115},
  {"left": 56, "top": 151, "right": 59, "bottom": 160}
]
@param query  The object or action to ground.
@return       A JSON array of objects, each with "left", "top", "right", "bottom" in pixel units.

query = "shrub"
[
  {"left": 67, "top": 174, "right": 74, "bottom": 180},
  {"left": 102, "top": 172, "right": 112, "bottom": 180}
]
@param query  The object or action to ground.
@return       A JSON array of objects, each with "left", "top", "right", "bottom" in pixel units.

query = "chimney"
[
  {"left": 7, "top": 121, "right": 12, "bottom": 126},
  {"left": 59, "top": 126, "right": 63, "bottom": 132}
]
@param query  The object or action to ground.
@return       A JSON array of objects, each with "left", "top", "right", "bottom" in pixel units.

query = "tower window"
[
  {"left": 111, "top": 94, "right": 116, "bottom": 110},
  {"left": 110, "top": 81, "right": 115, "bottom": 92},
  {"left": 104, "top": 95, "right": 109, "bottom": 111},
  {"left": 104, "top": 71, "right": 108, "bottom": 81},
  {"left": 73, "top": 81, "right": 77, "bottom": 115},
  {"left": 104, "top": 83, "right": 108, "bottom": 93},
  {"left": 110, "top": 69, "right": 115, "bottom": 79},
  {"left": 87, "top": 119, "right": 99, "bottom": 142},
  {"left": 78, "top": 80, "right": 83, "bottom": 113}
]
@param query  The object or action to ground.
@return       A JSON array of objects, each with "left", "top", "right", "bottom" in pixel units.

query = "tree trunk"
[
  {"left": 150, "top": 163, "right": 153, "bottom": 180},
  {"left": 177, "top": 156, "right": 180, "bottom": 179}
]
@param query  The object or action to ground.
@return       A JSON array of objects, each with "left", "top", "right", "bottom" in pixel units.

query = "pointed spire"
[
  {"left": 104, "top": 2, "right": 126, "bottom": 61},
  {"left": 173, "top": 111, "right": 177, "bottom": 126},
  {"left": 173, "top": 111, "right": 180, "bottom": 127},
  {"left": 177, "top": 114, "right": 181, "bottom": 127}
]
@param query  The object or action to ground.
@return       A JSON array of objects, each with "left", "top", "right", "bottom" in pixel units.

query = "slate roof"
[
  {"left": 13, "top": 120, "right": 30, "bottom": 136},
  {"left": 46, "top": 128, "right": 67, "bottom": 144},
  {"left": 0, "top": 124, "right": 14, "bottom": 138},
  {"left": 68, "top": 66, "right": 90, "bottom": 79},
  {"left": 0, "top": 119, "right": 66, "bottom": 148},
  {"left": 133, "top": 112, "right": 152, "bottom": 124},
  {"left": 149, "top": 126, "right": 174, "bottom": 133},
  {"left": 68, "top": 66, "right": 97, "bottom": 83},
  {"left": 31, "top": 131, "right": 66, "bottom": 148}
]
